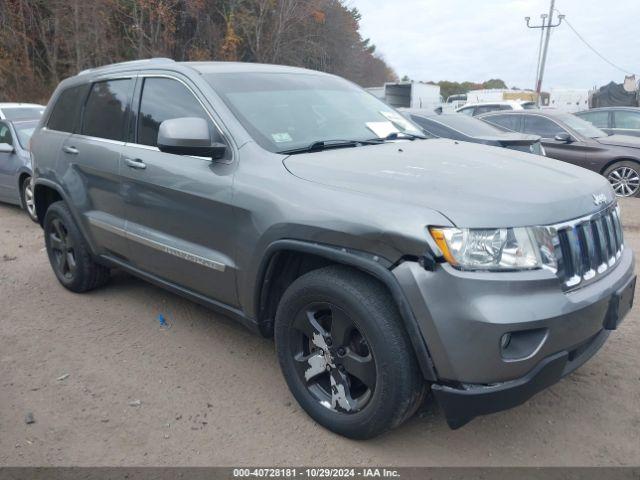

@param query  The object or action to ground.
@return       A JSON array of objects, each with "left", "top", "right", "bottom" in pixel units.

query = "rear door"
[
  {"left": 521, "top": 114, "right": 587, "bottom": 167},
  {"left": 60, "top": 77, "right": 135, "bottom": 259},
  {"left": 121, "top": 74, "right": 238, "bottom": 307}
]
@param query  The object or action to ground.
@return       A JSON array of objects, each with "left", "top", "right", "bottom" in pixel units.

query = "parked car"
[
  {"left": 575, "top": 107, "right": 640, "bottom": 137},
  {"left": 0, "top": 102, "right": 45, "bottom": 121},
  {"left": 479, "top": 110, "right": 640, "bottom": 197},
  {"left": 0, "top": 118, "right": 39, "bottom": 221},
  {"left": 456, "top": 100, "right": 536, "bottom": 116},
  {"left": 401, "top": 108, "right": 545, "bottom": 155},
  {"left": 31, "top": 59, "right": 635, "bottom": 439}
]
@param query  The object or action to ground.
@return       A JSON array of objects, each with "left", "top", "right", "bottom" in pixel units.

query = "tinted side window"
[
  {"left": 48, "top": 85, "right": 89, "bottom": 133},
  {"left": 474, "top": 105, "right": 501, "bottom": 115},
  {"left": 614, "top": 111, "right": 640, "bottom": 129},
  {"left": 483, "top": 114, "right": 520, "bottom": 132},
  {"left": 522, "top": 116, "right": 564, "bottom": 138},
  {"left": 137, "top": 77, "right": 211, "bottom": 147},
  {"left": 424, "top": 120, "right": 460, "bottom": 139},
  {"left": 82, "top": 79, "right": 133, "bottom": 141},
  {"left": 578, "top": 111, "right": 609, "bottom": 128},
  {"left": 0, "top": 122, "right": 13, "bottom": 145},
  {"left": 410, "top": 116, "right": 448, "bottom": 138},
  {"left": 458, "top": 107, "right": 474, "bottom": 116}
]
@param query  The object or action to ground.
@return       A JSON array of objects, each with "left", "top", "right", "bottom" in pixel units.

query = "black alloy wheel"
[
  {"left": 48, "top": 217, "right": 78, "bottom": 281},
  {"left": 289, "top": 302, "right": 376, "bottom": 413}
]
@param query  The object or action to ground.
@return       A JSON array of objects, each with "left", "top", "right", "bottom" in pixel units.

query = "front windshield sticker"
[
  {"left": 365, "top": 121, "right": 398, "bottom": 139},
  {"left": 271, "top": 132, "right": 293, "bottom": 143},
  {"left": 380, "top": 111, "right": 417, "bottom": 131}
]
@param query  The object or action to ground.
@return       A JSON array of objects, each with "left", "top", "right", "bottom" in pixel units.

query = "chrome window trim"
[{"left": 44, "top": 72, "right": 234, "bottom": 160}]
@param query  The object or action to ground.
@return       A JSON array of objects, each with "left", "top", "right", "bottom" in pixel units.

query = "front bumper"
[
  {"left": 432, "top": 328, "right": 607, "bottom": 429},
  {"left": 393, "top": 247, "right": 635, "bottom": 427}
]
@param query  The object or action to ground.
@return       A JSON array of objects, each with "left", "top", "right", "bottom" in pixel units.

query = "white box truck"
[{"left": 366, "top": 82, "right": 441, "bottom": 111}]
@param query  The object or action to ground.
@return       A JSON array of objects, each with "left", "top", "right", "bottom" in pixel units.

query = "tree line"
[{"left": 0, "top": 0, "right": 398, "bottom": 103}]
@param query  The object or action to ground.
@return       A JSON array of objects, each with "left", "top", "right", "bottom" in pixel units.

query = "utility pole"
[{"left": 525, "top": 0, "right": 565, "bottom": 105}]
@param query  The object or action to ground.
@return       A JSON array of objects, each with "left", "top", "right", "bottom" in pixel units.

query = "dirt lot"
[{"left": 0, "top": 199, "right": 639, "bottom": 467}]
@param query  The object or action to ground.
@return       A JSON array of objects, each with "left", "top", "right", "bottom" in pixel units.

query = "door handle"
[
  {"left": 63, "top": 146, "right": 79, "bottom": 155},
  {"left": 124, "top": 157, "right": 146, "bottom": 170}
]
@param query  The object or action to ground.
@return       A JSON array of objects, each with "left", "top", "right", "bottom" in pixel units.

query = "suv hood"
[
  {"left": 595, "top": 134, "right": 640, "bottom": 149},
  {"left": 283, "top": 139, "right": 614, "bottom": 228}
]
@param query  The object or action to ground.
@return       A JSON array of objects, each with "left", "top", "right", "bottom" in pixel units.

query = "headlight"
[{"left": 429, "top": 226, "right": 558, "bottom": 272}]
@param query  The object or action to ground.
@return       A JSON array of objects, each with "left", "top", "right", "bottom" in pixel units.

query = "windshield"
[
  {"left": 204, "top": 72, "right": 423, "bottom": 153},
  {"left": 557, "top": 113, "right": 607, "bottom": 138},
  {"left": 14, "top": 121, "right": 37, "bottom": 149},
  {"left": 429, "top": 114, "right": 504, "bottom": 136},
  {"left": 2, "top": 107, "right": 44, "bottom": 121}
]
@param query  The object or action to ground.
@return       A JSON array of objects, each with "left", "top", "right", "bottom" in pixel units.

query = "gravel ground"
[{"left": 0, "top": 199, "right": 638, "bottom": 467}]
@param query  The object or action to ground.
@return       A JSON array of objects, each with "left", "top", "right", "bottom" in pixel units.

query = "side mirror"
[
  {"left": 0, "top": 143, "right": 14, "bottom": 153},
  {"left": 157, "top": 117, "right": 226, "bottom": 160},
  {"left": 554, "top": 132, "right": 573, "bottom": 143}
]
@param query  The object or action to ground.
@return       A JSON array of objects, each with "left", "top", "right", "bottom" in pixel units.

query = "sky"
[{"left": 348, "top": 0, "right": 639, "bottom": 90}]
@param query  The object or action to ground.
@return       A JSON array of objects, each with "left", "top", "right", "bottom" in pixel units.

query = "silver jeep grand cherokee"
[{"left": 30, "top": 59, "right": 636, "bottom": 439}]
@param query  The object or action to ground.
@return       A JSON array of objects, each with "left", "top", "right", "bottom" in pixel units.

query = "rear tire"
[
  {"left": 20, "top": 176, "right": 38, "bottom": 222},
  {"left": 604, "top": 161, "right": 640, "bottom": 197},
  {"left": 43, "top": 201, "right": 110, "bottom": 293},
  {"left": 275, "top": 265, "right": 425, "bottom": 439}
]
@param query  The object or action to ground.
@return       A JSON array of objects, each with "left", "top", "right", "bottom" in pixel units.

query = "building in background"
[{"left": 546, "top": 88, "right": 591, "bottom": 112}]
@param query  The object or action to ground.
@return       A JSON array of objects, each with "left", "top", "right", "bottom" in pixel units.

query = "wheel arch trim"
[
  {"left": 32, "top": 179, "right": 98, "bottom": 255},
  {"left": 600, "top": 157, "right": 640, "bottom": 175},
  {"left": 255, "top": 239, "right": 438, "bottom": 381}
]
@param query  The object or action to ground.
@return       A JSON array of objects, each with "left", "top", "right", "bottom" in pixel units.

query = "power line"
[{"left": 559, "top": 13, "right": 637, "bottom": 76}]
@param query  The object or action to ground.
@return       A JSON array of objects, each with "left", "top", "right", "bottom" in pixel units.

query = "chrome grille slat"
[
  {"left": 603, "top": 214, "right": 617, "bottom": 266},
  {"left": 594, "top": 217, "right": 610, "bottom": 272},
  {"left": 551, "top": 204, "right": 624, "bottom": 290}
]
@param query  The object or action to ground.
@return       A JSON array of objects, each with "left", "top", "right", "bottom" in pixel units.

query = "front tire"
[
  {"left": 275, "top": 265, "right": 425, "bottom": 439},
  {"left": 604, "top": 161, "right": 640, "bottom": 197},
  {"left": 20, "top": 176, "right": 38, "bottom": 222},
  {"left": 43, "top": 201, "right": 110, "bottom": 293}
]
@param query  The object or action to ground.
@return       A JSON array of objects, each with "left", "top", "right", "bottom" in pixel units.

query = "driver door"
[
  {"left": 521, "top": 114, "right": 587, "bottom": 167},
  {"left": 121, "top": 74, "right": 238, "bottom": 307}
]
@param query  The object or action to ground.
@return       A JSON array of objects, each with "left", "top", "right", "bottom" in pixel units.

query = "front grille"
[{"left": 552, "top": 203, "right": 624, "bottom": 290}]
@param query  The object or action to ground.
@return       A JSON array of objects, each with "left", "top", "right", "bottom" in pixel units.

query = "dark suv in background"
[
  {"left": 30, "top": 59, "right": 636, "bottom": 439},
  {"left": 479, "top": 109, "right": 640, "bottom": 197},
  {"left": 575, "top": 107, "right": 640, "bottom": 138}
]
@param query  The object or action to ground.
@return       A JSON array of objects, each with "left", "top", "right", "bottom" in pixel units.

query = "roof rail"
[{"left": 78, "top": 57, "right": 175, "bottom": 76}]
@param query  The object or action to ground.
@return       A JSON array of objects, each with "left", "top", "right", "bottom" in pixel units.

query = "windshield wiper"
[
  {"left": 380, "top": 131, "right": 428, "bottom": 141},
  {"left": 278, "top": 139, "right": 384, "bottom": 155}
]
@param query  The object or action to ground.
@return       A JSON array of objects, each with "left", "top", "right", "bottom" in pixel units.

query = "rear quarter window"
[{"left": 47, "top": 84, "right": 89, "bottom": 133}]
